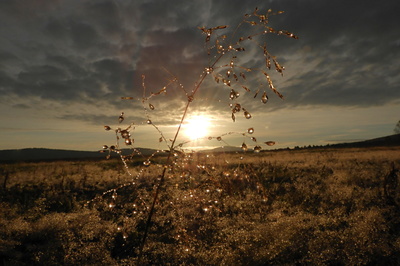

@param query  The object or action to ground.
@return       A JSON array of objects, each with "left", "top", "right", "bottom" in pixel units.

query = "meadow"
[{"left": 1, "top": 146, "right": 400, "bottom": 265}]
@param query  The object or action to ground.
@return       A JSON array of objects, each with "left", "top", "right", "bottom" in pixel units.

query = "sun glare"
[{"left": 184, "top": 115, "right": 211, "bottom": 140}]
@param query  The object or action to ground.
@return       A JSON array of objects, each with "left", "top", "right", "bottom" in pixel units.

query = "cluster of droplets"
[
  {"left": 94, "top": 7, "right": 297, "bottom": 261},
  {"left": 197, "top": 7, "right": 299, "bottom": 126}
]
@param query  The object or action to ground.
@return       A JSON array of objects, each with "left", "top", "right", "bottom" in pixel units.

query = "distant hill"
[
  {"left": 207, "top": 146, "right": 243, "bottom": 153},
  {"left": 1, "top": 134, "right": 399, "bottom": 162},
  {"left": 0, "top": 148, "right": 158, "bottom": 162},
  {"left": 330, "top": 133, "right": 400, "bottom": 148}
]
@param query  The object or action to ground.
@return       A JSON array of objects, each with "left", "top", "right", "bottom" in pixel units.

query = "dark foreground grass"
[{"left": 1, "top": 147, "right": 400, "bottom": 265}]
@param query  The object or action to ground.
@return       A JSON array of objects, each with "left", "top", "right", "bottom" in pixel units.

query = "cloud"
[{"left": 0, "top": 0, "right": 399, "bottom": 139}]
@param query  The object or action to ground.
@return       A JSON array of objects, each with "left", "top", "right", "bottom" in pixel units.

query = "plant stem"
[{"left": 137, "top": 54, "right": 224, "bottom": 263}]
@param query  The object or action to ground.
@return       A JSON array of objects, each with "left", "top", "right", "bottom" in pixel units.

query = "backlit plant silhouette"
[{"left": 95, "top": 7, "right": 298, "bottom": 262}]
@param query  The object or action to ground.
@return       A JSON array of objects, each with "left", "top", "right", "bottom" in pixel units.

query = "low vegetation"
[{"left": 1, "top": 147, "right": 400, "bottom": 265}]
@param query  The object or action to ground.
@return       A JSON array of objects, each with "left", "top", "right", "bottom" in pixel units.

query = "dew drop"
[
  {"left": 143, "top": 160, "right": 151, "bottom": 166},
  {"left": 149, "top": 103, "right": 155, "bottom": 110},
  {"left": 104, "top": 125, "right": 111, "bottom": 131},
  {"left": 234, "top": 103, "right": 241, "bottom": 112},
  {"left": 125, "top": 138, "right": 132, "bottom": 145},
  {"left": 118, "top": 112, "right": 124, "bottom": 123},
  {"left": 261, "top": 92, "right": 268, "bottom": 104},
  {"left": 120, "top": 130, "right": 130, "bottom": 138},
  {"left": 241, "top": 143, "right": 248, "bottom": 151},
  {"left": 112, "top": 190, "right": 118, "bottom": 199},
  {"left": 159, "top": 137, "right": 163, "bottom": 142},
  {"left": 217, "top": 136, "right": 222, "bottom": 141},
  {"left": 231, "top": 113, "right": 236, "bottom": 122},
  {"left": 208, "top": 136, "right": 213, "bottom": 140},
  {"left": 146, "top": 119, "right": 152, "bottom": 124},
  {"left": 265, "top": 141, "right": 276, "bottom": 146},
  {"left": 248, "top": 128, "right": 254, "bottom": 134},
  {"left": 254, "top": 146, "right": 262, "bottom": 153},
  {"left": 102, "top": 145, "right": 108, "bottom": 149},
  {"left": 109, "top": 199, "right": 116, "bottom": 208},
  {"left": 244, "top": 110, "right": 252, "bottom": 119},
  {"left": 229, "top": 89, "right": 239, "bottom": 100}
]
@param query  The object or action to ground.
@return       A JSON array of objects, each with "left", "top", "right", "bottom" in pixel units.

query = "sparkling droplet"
[
  {"left": 217, "top": 136, "right": 222, "bottom": 141},
  {"left": 251, "top": 137, "right": 257, "bottom": 142},
  {"left": 104, "top": 126, "right": 111, "bottom": 131},
  {"left": 229, "top": 89, "right": 238, "bottom": 100},
  {"left": 234, "top": 103, "right": 241, "bottom": 112},
  {"left": 254, "top": 146, "right": 262, "bottom": 153},
  {"left": 265, "top": 141, "right": 276, "bottom": 146},
  {"left": 244, "top": 110, "right": 252, "bottom": 119},
  {"left": 241, "top": 143, "right": 248, "bottom": 151},
  {"left": 261, "top": 92, "right": 268, "bottom": 104},
  {"left": 248, "top": 128, "right": 254, "bottom": 134},
  {"left": 109, "top": 199, "right": 116, "bottom": 208},
  {"left": 143, "top": 160, "right": 151, "bottom": 166},
  {"left": 125, "top": 138, "right": 132, "bottom": 145},
  {"left": 149, "top": 103, "right": 155, "bottom": 110},
  {"left": 231, "top": 113, "right": 236, "bottom": 122},
  {"left": 205, "top": 67, "right": 213, "bottom": 74},
  {"left": 120, "top": 130, "right": 130, "bottom": 138},
  {"left": 112, "top": 191, "right": 117, "bottom": 199},
  {"left": 118, "top": 112, "right": 124, "bottom": 123},
  {"left": 208, "top": 136, "right": 213, "bottom": 140},
  {"left": 102, "top": 145, "right": 108, "bottom": 149},
  {"left": 146, "top": 119, "right": 152, "bottom": 124}
]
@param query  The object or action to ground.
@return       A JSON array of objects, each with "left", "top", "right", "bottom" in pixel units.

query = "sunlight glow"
[{"left": 184, "top": 115, "right": 211, "bottom": 140}]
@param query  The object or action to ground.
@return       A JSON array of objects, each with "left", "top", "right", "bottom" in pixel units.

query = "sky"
[{"left": 0, "top": 0, "right": 399, "bottom": 152}]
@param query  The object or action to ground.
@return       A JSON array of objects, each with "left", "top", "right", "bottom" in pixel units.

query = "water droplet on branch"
[
  {"left": 243, "top": 109, "right": 252, "bottom": 119},
  {"left": 118, "top": 112, "right": 124, "bottom": 123},
  {"left": 254, "top": 146, "right": 262, "bottom": 153},
  {"left": 229, "top": 89, "right": 239, "bottom": 100},
  {"left": 241, "top": 143, "right": 248, "bottom": 151},
  {"left": 265, "top": 141, "right": 276, "bottom": 146},
  {"left": 261, "top": 92, "right": 268, "bottom": 104}
]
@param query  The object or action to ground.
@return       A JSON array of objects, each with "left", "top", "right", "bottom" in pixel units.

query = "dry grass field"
[{"left": 1, "top": 146, "right": 400, "bottom": 265}]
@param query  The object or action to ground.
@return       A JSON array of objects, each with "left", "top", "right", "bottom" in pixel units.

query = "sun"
[{"left": 184, "top": 115, "right": 211, "bottom": 140}]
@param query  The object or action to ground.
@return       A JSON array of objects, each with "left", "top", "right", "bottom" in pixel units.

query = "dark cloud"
[{"left": 0, "top": 0, "right": 399, "bottom": 127}]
